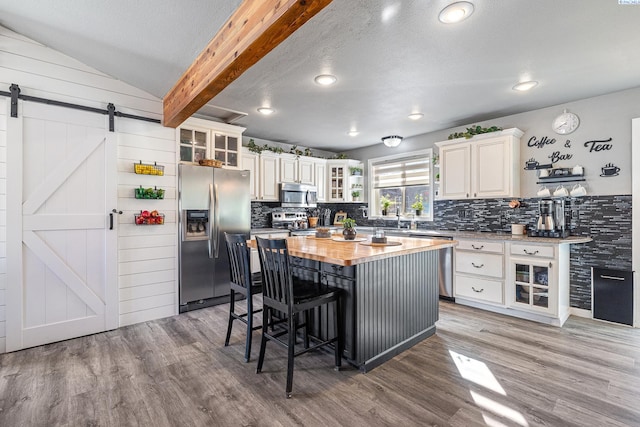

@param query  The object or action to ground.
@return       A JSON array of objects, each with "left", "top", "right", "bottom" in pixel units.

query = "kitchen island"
[{"left": 255, "top": 235, "right": 456, "bottom": 372}]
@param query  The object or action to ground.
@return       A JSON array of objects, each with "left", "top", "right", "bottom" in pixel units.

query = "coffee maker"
[{"left": 529, "top": 199, "right": 572, "bottom": 238}]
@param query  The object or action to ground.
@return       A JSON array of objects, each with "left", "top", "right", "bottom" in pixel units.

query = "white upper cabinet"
[
  {"left": 178, "top": 117, "right": 245, "bottom": 168},
  {"left": 241, "top": 147, "right": 260, "bottom": 201},
  {"left": 314, "top": 160, "right": 327, "bottom": 202},
  {"left": 436, "top": 128, "right": 523, "bottom": 200},
  {"left": 279, "top": 153, "right": 298, "bottom": 183},
  {"left": 260, "top": 152, "right": 280, "bottom": 201},
  {"left": 298, "top": 157, "right": 315, "bottom": 185},
  {"left": 241, "top": 148, "right": 279, "bottom": 202}
]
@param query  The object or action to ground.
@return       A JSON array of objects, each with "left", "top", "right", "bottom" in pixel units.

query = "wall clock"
[{"left": 552, "top": 109, "right": 580, "bottom": 135}]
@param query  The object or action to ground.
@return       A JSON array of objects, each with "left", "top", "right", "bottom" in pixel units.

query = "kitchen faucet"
[{"left": 396, "top": 206, "right": 401, "bottom": 228}]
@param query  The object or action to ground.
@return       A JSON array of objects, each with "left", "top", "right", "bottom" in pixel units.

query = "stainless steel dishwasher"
[{"left": 408, "top": 232, "right": 454, "bottom": 300}]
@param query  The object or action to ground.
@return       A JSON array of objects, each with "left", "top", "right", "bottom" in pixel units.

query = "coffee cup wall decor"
[{"left": 600, "top": 163, "right": 620, "bottom": 177}]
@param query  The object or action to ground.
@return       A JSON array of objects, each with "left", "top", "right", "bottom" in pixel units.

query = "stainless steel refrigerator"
[{"left": 178, "top": 164, "right": 250, "bottom": 312}]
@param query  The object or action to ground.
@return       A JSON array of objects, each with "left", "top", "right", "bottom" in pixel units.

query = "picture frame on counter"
[{"left": 334, "top": 211, "right": 347, "bottom": 225}]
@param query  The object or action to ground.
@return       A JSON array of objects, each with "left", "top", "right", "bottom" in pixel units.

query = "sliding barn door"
[{"left": 6, "top": 102, "right": 118, "bottom": 351}]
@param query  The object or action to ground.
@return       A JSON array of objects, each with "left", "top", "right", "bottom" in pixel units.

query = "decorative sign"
[
  {"left": 600, "top": 163, "right": 620, "bottom": 177},
  {"left": 523, "top": 158, "right": 552, "bottom": 170},
  {"left": 584, "top": 138, "right": 613, "bottom": 153}
]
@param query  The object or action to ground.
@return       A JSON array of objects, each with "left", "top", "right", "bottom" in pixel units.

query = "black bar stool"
[
  {"left": 254, "top": 236, "right": 342, "bottom": 398},
  {"left": 224, "top": 233, "right": 263, "bottom": 362}
]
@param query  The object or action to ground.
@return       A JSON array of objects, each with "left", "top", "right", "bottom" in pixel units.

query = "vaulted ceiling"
[{"left": 2, "top": 0, "right": 640, "bottom": 151}]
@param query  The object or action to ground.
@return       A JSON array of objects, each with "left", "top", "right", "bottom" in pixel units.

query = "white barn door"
[{"left": 6, "top": 102, "right": 118, "bottom": 351}]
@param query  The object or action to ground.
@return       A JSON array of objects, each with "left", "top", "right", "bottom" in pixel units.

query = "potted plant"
[
  {"left": 342, "top": 218, "right": 357, "bottom": 240},
  {"left": 411, "top": 194, "right": 424, "bottom": 216},
  {"left": 435, "top": 172, "right": 440, "bottom": 183},
  {"left": 351, "top": 190, "right": 360, "bottom": 201},
  {"left": 349, "top": 166, "right": 363, "bottom": 176},
  {"left": 380, "top": 194, "right": 392, "bottom": 216}
]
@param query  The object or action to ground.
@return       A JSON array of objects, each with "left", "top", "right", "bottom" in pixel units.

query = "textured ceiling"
[{"left": 2, "top": 0, "right": 640, "bottom": 151}]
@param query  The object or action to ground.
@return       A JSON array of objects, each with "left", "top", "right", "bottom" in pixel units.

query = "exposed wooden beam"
[{"left": 163, "top": 0, "right": 333, "bottom": 128}]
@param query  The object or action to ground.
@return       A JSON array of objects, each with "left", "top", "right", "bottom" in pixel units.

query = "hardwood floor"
[{"left": 1, "top": 301, "right": 640, "bottom": 426}]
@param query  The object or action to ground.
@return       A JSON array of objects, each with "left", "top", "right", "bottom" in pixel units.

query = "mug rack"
[{"left": 536, "top": 167, "right": 585, "bottom": 184}]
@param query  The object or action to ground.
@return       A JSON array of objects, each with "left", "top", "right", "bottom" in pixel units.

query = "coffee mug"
[
  {"left": 553, "top": 185, "right": 569, "bottom": 197},
  {"left": 537, "top": 186, "right": 551, "bottom": 197},
  {"left": 570, "top": 184, "right": 587, "bottom": 197},
  {"left": 538, "top": 169, "right": 550, "bottom": 178},
  {"left": 572, "top": 165, "right": 584, "bottom": 176}
]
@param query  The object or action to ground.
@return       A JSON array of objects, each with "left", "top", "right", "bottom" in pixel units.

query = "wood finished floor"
[{"left": 1, "top": 301, "right": 640, "bottom": 427}]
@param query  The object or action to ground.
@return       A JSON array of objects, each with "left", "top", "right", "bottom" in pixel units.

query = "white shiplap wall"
[
  {"left": 0, "top": 97, "right": 6, "bottom": 353},
  {"left": 0, "top": 25, "right": 179, "bottom": 347}
]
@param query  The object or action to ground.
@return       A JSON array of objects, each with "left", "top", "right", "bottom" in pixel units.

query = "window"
[{"left": 368, "top": 149, "right": 433, "bottom": 220}]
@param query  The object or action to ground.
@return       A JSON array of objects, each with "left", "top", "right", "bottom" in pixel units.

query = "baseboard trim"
[{"left": 569, "top": 307, "right": 592, "bottom": 319}]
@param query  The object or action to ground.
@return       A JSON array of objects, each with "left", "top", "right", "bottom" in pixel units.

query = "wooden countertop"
[{"left": 250, "top": 235, "right": 457, "bottom": 266}]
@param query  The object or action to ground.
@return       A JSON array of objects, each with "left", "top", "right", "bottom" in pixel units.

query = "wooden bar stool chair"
[
  {"left": 224, "top": 233, "right": 263, "bottom": 362},
  {"left": 254, "top": 236, "right": 343, "bottom": 398}
]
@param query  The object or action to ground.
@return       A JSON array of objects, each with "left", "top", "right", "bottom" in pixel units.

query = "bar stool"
[
  {"left": 254, "top": 236, "right": 342, "bottom": 398},
  {"left": 224, "top": 233, "right": 262, "bottom": 362}
]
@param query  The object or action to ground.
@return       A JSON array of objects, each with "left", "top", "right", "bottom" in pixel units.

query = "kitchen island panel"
[{"left": 355, "top": 250, "right": 438, "bottom": 371}]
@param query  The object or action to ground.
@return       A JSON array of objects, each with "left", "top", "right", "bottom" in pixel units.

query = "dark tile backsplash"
[{"left": 251, "top": 195, "right": 632, "bottom": 310}]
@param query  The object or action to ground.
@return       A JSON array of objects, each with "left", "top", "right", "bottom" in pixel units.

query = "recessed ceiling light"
[
  {"left": 347, "top": 130, "right": 359, "bottom": 137},
  {"left": 439, "top": 2, "right": 474, "bottom": 24},
  {"left": 408, "top": 113, "right": 424, "bottom": 120},
  {"left": 257, "top": 107, "right": 274, "bottom": 115},
  {"left": 512, "top": 81, "right": 538, "bottom": 92},
  {"left": 314, "top": 74, "right": 337, "bottom": 86}
]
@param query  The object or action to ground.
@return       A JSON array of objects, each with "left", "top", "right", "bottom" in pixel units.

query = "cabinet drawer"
[
  {"left": 455, "top": 275, "right": 503, "bottom": 304},
  {"left": 456, "top": 252, "right": 503, "bottom": 278},
  {"left": 457, "top": 240, "right": 503, "bottom": 254},
  {"left": 510, "top": 243, "right": 554, "bottom": 258}
]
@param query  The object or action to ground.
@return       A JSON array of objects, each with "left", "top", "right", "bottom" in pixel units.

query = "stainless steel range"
[{"left": 271, "top": 211, "right": 307, "bottom": 229}]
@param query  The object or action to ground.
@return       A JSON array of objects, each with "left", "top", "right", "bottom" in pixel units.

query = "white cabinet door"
[
  {"left": 298, "top": 158, "right": 315, "bottom": 185},
  {"left": 440, "top": 144, "right": 471, "bottom": 199},
  {"left": 260, "top": 154, "right": 279, "bottom": 201},
  {"left": 280, "top": 155, "right": 298, "bottom": 183},
  {"left": 241, "top": 148, "right": 259, "bottom": 201},
  {"left": 473, "top": 138, "right": 509, "bottom": 198},
  {"left": 508, "top": 256, "right": 557, "bottom": 316},
  {"left": 315, "top": 160, "right": 327, "bottom": 202}
]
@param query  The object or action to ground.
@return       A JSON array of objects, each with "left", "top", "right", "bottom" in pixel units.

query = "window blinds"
[{"left": 372, "top": 157, "right": 430, "bottom": 189}]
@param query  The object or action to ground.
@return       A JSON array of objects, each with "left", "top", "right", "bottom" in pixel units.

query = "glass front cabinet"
[
  {"left": 509, "top": 256, "right": 556, "bottom": 316},
  {"left": 177, "top": 118, "right": 245, "bottom": 168}
]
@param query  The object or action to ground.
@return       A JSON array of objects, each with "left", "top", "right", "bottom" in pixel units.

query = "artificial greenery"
[
  {"left": 351, "top": 190, "right": 360, "bottom": 198},
  {"left": 342, "top": 218, "right": 357, "bottom": 229},
  {"left": 448, "top": 125, "right": 502, "bottom": 140},
  {"left": 246, "top": 139, "right": 263, "bottom": 154},
  {"left": 411, "top": 194, "right": 424, "bottom": 211},
  {"left": 245, "top": 140, "right": 345, "bottom": 159}
]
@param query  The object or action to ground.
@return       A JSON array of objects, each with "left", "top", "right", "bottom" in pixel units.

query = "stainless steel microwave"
[{"left": 280, "top": 183, "right": 317, "bottom": 208}]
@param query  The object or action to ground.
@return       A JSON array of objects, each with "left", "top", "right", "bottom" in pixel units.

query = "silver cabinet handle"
[
  {"left": 471, "top": 287, "right": 484, "bottom": 293},
  {"left": 523, "top": 249, "right": 539, "bottom": 255},
  {"left": 471, "top": 262, "right": 484, "bottom": 268},
  {"left": 472, "top": 244, "right": 484, "bottom": 250},
  {"left": 601, "top": 275, "right": 625, "bottom": 281}
]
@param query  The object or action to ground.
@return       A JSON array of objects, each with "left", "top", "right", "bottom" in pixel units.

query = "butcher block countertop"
[{"left": 250, "top": 235, "right": 457, "bottom": 266}]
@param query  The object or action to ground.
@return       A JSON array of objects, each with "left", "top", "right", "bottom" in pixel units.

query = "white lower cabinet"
[
  {"left": 454, "top": 239, "right": 505, "bottom": 305},
  {"left": 455, "top": 238, "right": 571, "bottom": 326}
]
